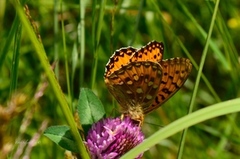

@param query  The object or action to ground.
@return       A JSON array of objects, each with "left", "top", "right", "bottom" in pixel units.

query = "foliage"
[{"left": 1, "top": 0, "right": 240, "bottom": 158}]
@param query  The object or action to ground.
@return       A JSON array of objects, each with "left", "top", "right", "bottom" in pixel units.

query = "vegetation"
[{"left": 1, "top": 0, "right": 240, "bottom": 158}]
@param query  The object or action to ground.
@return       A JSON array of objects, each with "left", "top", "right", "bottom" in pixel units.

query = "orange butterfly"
[{"left": 104, "top": 41, "right": 192, "bottom": 125}]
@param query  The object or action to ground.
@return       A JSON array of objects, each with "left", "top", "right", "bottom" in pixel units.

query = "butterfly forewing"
[
  {"left": 144, "top": 58, "right": 192, "bottom": 114},
  {"left": 130, "top": 41, "right": 164, "bottom": 63},
  {"left": 105, "top": 61, "right": 162, "bottom": 112},
  {"left": 104, "top": 47, "right": 137, "bottom": 77}
]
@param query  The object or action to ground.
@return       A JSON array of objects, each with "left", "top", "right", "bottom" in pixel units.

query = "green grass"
[{"left": 1, "top": 0, "right": 240, "bottom": 158}]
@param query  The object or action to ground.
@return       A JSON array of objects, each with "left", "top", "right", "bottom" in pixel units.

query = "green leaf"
[
  {"left": 44, "top": 125, "right": 79, "bottom": 153},
  {"left": 77, "top": 88, "right": 105, "bottom": 125}
]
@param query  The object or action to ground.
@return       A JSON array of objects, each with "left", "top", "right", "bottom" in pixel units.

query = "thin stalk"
[
  {"left": 79, "top": 0, "right": 86, "bottom": 87},
  {"left": 177, "top": 0, "right": 220, "bottom": 158},
  {"left": 60, "top": 0, "right": 72, "bottom": 111},
  {"left": 91, "top": 0, "right": 106, "bottom": 89},
  {"left": 10, "top": 23, "right": 22, "bottom": 95},
  {"left": 12, "top": 1, "right": 90, "bottom": 158},
  {"left": 54, "top": 0, "right": 59, "bottom": 79}
]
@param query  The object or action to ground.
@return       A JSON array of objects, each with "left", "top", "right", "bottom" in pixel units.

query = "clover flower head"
[{"left": 86, "top": 117, "right": 144, "bottom": 159}]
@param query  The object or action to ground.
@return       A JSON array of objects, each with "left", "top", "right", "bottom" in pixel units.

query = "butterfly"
[{"left": 104, "top": 41, "right": 192, "bottom": 125}]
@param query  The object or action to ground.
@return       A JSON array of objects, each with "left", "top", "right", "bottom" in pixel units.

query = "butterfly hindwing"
[
  {"left": 105, "top": 61, "right": 162, "bottom": 111},
  {"left": 144, "top": 58, "right": 192, "bottom": 114}
]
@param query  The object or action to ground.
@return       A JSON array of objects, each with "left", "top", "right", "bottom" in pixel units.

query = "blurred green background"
[{"left": 0, "top": 0, "right": 240, "bottom": 158}]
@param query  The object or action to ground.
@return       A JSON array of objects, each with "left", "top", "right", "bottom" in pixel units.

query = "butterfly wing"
[
  {"left": 105, "top": 41, "right": 164, "bottom": 77},
  {"left": 143, "top": 58, "right": 192, "bottom": 114},
  {"left": 130, "top": 41, "right": 164, "bottom": 62},
  {"left": 104, "top": 47, "right": 137, "bottom": 77},
  {"left": 105, "top": 61, "right": 163, "bottom": 113}
]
